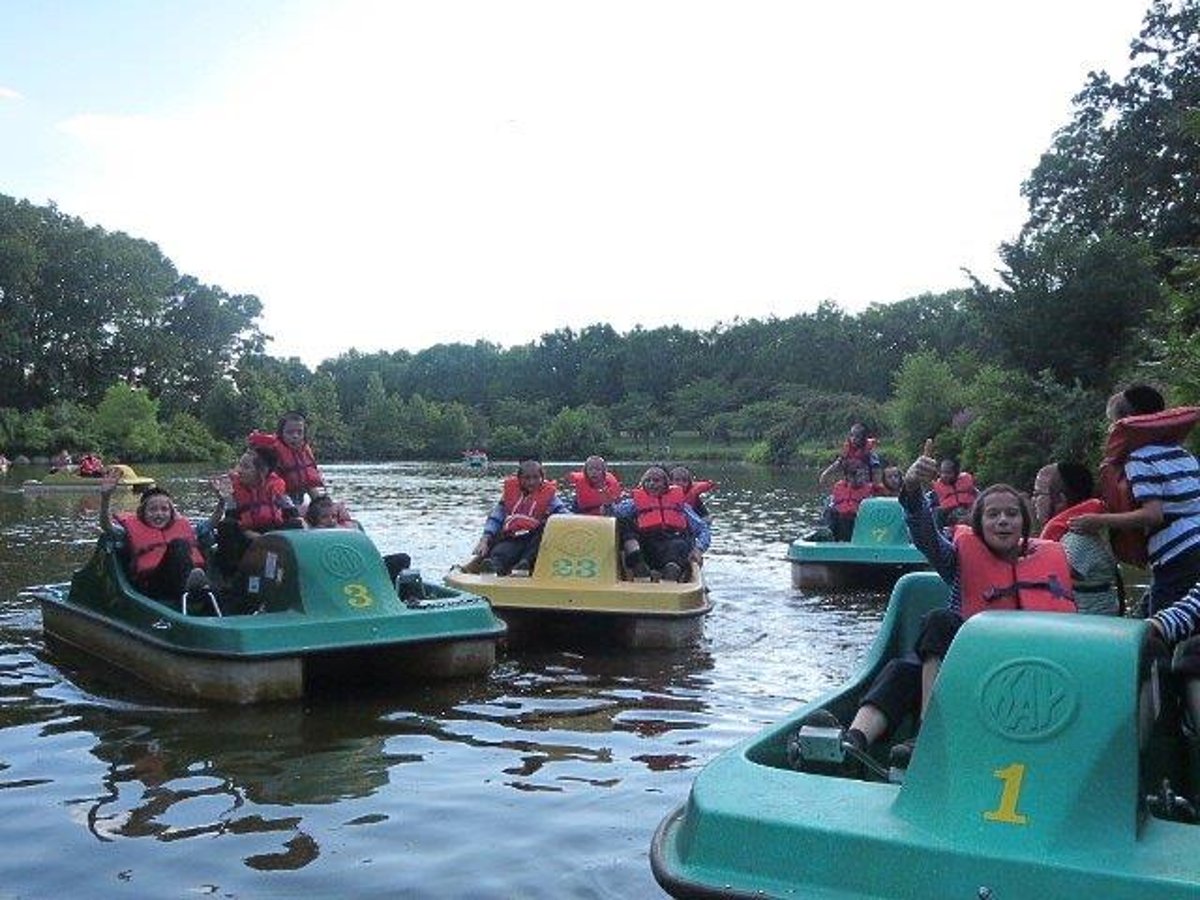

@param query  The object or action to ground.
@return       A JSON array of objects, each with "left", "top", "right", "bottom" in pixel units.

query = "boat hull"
[
  {"left": 446, "top": 514, "right": 711, "bottom": 650},
  {"left": 788, "top": 498, "right": 927, "bottom": 591},
  {"left": 652, "top": 573, "right": 1200, "bottom": 898},
  {"left": 23, "top": 463, "right": 155, "bottom": 493},
  {"left": 34, "top": 529, "right": 505, "bottom": 703}
]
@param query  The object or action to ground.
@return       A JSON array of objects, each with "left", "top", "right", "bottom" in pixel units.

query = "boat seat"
[
  {"left": 237, "top": 529, "right": 400, "bottom": 615},
  {"left": 898, "top": 611, "right": 1151, "bottom": 851},
  {"left": 849, "top": 497, "right": 911, "bottom": 546},
  {"left": 531, "top": 514, "right": 622, "bottom": 585}
]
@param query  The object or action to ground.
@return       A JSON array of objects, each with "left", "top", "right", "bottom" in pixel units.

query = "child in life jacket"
[
  {"left": 98, "top": 471, "right": 224, "bottom": 608},
  {"left": 823, "top": 461, "right": 874, "bottom": 541},
  {"left": 669, "top": 465, "right": 715, "bottom": 521},
  {"left": 473, "top": 458, "right": 567, "bottom": 575},
  {"left": 248, "top": 411, "right": 326, "bottom": 506},
  {"left": 211, "top": 446, "right": 302, "bottom": 579},
  {"left": 613, "top": 465, "right": 711, "bottom": 582},
  {"left": 303, "top": 494, "right": 358, "bottom": 529},
  {"left": 819, "top": 423, "right": 883, "bottom": 489},
  {"left": 874, "top": 465, "right": 905, "bottom": 497},
  {"left": 931, "top": 457, "right": 978, "bottom": 530},
  {"left": 569, "top": 455, "right": 623, "bottom": 515},
  {"left": 791, "top": 440, "right": 1076, "bottom": 776}
]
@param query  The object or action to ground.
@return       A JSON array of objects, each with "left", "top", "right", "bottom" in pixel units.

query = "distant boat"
[
  {"left": 787, "top": 497, "right": 928, "bottom": 590},
  {"left": 23, "top": 463, "right": 155, "bottom": 493},
  {"left": 462, "top": 449, "right": 488, "bottom": 468}
]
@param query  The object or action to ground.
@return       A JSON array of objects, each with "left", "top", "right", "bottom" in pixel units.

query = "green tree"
[
  {"left": 889, "top": 351, "right": 968, "bottom": 459},
  {"left": 95, "top": 383, "right": 162, "bottom": 459},
  {"left": 538, "top": 406, "right": 614, "bottom": 459}
]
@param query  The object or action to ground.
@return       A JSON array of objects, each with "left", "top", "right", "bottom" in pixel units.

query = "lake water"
[{"left": 0, "top": 460, "right": 889, "bottom": 898}]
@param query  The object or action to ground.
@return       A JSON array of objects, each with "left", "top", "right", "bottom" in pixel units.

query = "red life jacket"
[
  {"left": 841, "top": 437, "right": 877, "bottom": 468},
  {"left": 232, "top": 471, "right": 290, "bottom": 530},
  {"left": 499, "top": 477, "right": 558, "bottom": 537},
  {"left": 570, "top": 470, "right": 622, "bottom": 515},
  {"left": 115, "top": 511, "right": 205, "bottom": 577},
  {"left": 830, "top": 480, "right": 874, "bottom": 515},
  {"left": 932, "top": 473, "right": 978, "bottom": 512},
  {"left": 1038, "top": 498, "right": 1106, "bottom": 542},
  {"left": 954, "top": 530, "right": 1076, "bottom": 618},
  {"left": 680, "top": 479, "right": 715, "bottom": 509},
  {"left": 1099, "top": 407, "right": 1200, "bottom": 567},
  {"left": 249, "top": 431, "right": 324, "bottom": 497},
  {"left": 78, "top": 454, "right": 104, "bottom": 477},
  {"left": 632, "top": 485, "right": 689, "bottom": 533}
]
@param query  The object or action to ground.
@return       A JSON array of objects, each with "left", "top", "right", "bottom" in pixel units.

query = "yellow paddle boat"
[
  {"left": 445, "top": 514, "right": 712, "bottom": 649},
  {"left": 23, "top": 463, "right": 155, "bottom": 494}
]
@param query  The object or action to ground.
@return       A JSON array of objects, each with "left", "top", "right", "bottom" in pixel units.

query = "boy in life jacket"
[
  {"left": 930, "top": 456, "right": 978, "bottom": 530},
  {"left": 98, "top": 470, "right": 224, "bottom": 609},
  {"left": 874, "top": 465, "right": 905, "bottom": 497},
  {"left": 819, "top": 423, "right": 883, "bottom": 489},
  {"left": 669, "top": 465, "right": 715, "bottom": 521},
  {"left": 473, "top": 458, "right": 566, "bottom": 575},
  {"left": 613, "top": 465, "right": 711, "bottom": 582},
  {"left": 791, "top": 440, "right": 1076, "bottom": 775},
  {"left": 211, "top": 446, "right": 302, "bottom": 580},
  {"left": 303, "top": 494, "right": 359, "bottom": 530},
  {"left": 1071, "top": 384, "right": 1200, "bottom": 616},
  {"left": 248, "top": 411, "right": 326, "bottom": 506},
  {"left": 823, "top": 461, "right": 874, "bottom": 541},
  {"left": 1034, "top": 461, "right": 1121, "bottom": 616},
  {"left": 569, "top": 455, "right": 623, "bottom": 515}
]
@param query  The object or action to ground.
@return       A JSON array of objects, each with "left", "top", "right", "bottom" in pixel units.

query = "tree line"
[{"left": 2, "top": 0, "right": 1198, "bottom": 489}]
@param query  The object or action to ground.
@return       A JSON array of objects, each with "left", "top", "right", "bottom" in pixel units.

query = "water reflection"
[{"left": 0, "top": 460, "right": 883, "bottom": 898}]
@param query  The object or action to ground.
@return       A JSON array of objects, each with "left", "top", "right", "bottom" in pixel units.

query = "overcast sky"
[{"left": 0, "top": 0, "right": 1149, "bottom": 366}]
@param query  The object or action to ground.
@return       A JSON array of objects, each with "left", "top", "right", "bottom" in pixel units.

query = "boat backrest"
[
  {"left": 849, "top": 497, "right": 910, "bottom": 546},
  {"left": 897, "top": 611, "right": 1147, "bottom": 850},
  {"left": 531, "top": 514, "right": 620, "bottom": 585},
  {"left": 238, "top": 529, "right": 403, "bottom": 615},
  {"left": 861, "top": 571, "right": 947, "bottom": 667}
]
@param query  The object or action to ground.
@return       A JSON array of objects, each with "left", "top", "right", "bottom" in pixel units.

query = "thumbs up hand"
[{"left": 905, "top": 439, "right": 939, "bottom": 489}]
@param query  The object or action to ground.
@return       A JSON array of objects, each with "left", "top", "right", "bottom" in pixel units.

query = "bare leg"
[
  {"left": 847, "top": 704, "right": 889, "bottom": 746},
  {"left": 920, "top": 656, "right": 943, "bottom": 718}
]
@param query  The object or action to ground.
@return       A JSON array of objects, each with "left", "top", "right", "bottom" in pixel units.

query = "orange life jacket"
[
  {"left": 232, "top": 471, "right": 290, "bottom": 530},
  {"left": 499, "top": 477, "right": 558, "bottom": 537},
  {"left": 78, "top": 454, "right": 104, "bottom": 477},
  {"left": 570, "top": 470, "right": 622, "bottom": 515},
  {"left": 632, "top": 485, "right": 689, "bottom": 533},
  {"left": 841, "top": 437, "right": 877, "bottom": 468},
  {"left": 680, "top": 480, "right": 715, "bottom": 510},
  {"left": 1038, "top": 498, "right": 1106, "bottom": 542},
  {"left": 249, "top": 431, "right": 324, "bottom": 497},
  {"left": 932, "top": 473, "right": 978, "bottom": 511},
  {"left": 115, "top": 511, "right": 205, "bottom": 577},
  {"left": 954, "top": 530, "right": 1076, "bottom": 618},
  {"left": 830, "top": 480, "right": 874, "bottom": 515},
  {"left": 1099, "top": 407, "right": 1200, "bottom": 567}
]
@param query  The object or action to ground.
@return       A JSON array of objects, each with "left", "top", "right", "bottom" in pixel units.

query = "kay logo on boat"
[{"left": 978, "top": 659, "right": 1078, "bottom": 741}]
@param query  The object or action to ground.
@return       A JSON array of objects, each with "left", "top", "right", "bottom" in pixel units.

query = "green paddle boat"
[
  {"left": 32, "top": 528, "right": 506, "bottom": 703},
  {"left": 788, "top": 497, "right": 928, "bottom": 590},
  {"left": 652, "top": 571, "right": 1200, "bottom": 898}
]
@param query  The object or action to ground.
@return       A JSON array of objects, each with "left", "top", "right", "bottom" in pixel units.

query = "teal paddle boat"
[
  {"left": 652, "top": 571, "right": 1200, "bottom": 898},
  {"left": 788, "top": 496, "right": 928, "bottom": 590},
  {"left": 32, "top": 529, "right": 506, "bottom": 704}
]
